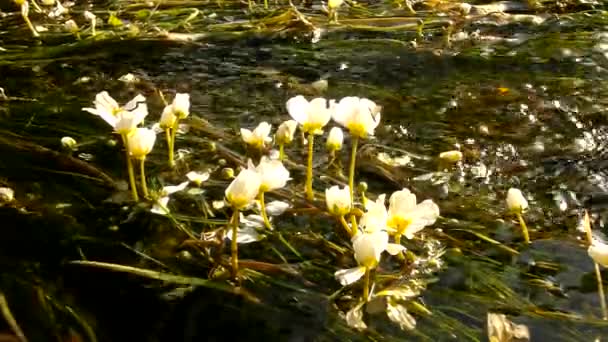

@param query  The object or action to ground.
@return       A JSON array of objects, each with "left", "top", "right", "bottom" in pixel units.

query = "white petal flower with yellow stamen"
[
  {"left": 127, "top": 128, "right": 156, "bottom": 160},
  {"left": 172, "top": 93, "right": 190, "bottom": 119},
  {"left": 332, "top": 96, "right": 381, "bottom": 139},
  {"left": 506, "top": 188, "right": 528, "bottom": 214},
  {"left": 151, "top": 181, "right": 189, "bottom": 215},
  {"left": 186, "top": 171, "right": 210, "bottom": 186},
  {"left": 325, "top": 185, "right": 351, "bottom": 216},
  {"left": 159, "top": 105, "right": 177, "bottom": 129},
  {"left": 334, "top": 230, "right": 405, "bottom": 286},
  {"left": 387, "top": 188, "right": 440, "bottom": 239},
  {"left": 225, "top": 168, "right": 262, "bottom": 210},
  {"left": 255, "top": 157, "right": 290, "bottom": 192},
  {"left": 359, "top": 194, "right": 388, "bottom": 233},
  {"left": 83, "top": 91, "right": 148, "bottom": 135},
  {"left": 241, "top": 122, "right": 273, "bottom": 149},
  {"left": 286, "top": 95, "right": 333, "bottom": 135},
  {"left": 588, "top": 239, "right": 608, "bottom": 267},
  {"left": 275, "top": 120, "right": 298, "bottom": 145},
  {"left": 326, "top": 126, "right": 344, "bottom": 151}
]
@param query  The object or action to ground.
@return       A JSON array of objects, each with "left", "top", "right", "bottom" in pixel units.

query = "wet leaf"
[
  {"left": 345, "top": 302, "right": 367, "bottom": 330},
  {"left": 386, "top": 299, "right": 417, "bottom": 331},
  {"left": 487, "top": 313, "right": 530, "bottom": 342}
]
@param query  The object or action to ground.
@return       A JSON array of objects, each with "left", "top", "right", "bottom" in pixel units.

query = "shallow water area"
[{"left": 2, "top": 0, "right": 608, "bottom": 341}]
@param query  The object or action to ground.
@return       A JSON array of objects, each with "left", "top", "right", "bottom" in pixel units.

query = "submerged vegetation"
[{"left": 2, "top": 0, "right": 608, "bottom": 341}]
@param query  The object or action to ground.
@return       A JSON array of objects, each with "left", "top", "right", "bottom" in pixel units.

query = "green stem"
[
  {"left": 338, "top": 215, "right": 352, "bottom": 237},
  {"left": 121, "top": 134, "right": 139, "bottom": 201},
  {"left": 279, "top": 143, "right": 285, "bottom": 161},
  {"left": 259, "top": 192, "right": 272, "bottom": 230},
  {"left": 348, "top": 137, "right": 359, "bottom": 207},
  {"left": 264, "top": 0, "right": 268, "bottom": 9},
  {"left": 395, "top": 233, "right": 405, "bottom": 261},
  {"left": 21, "top": 6, "right": 39, "bottom": 38},
  {"left": 139, "top": 158, "right": 149, "bottom": 199},
  {"left": 230, "top": 209, "right": 240, "bottom": 279},
  {"left": 363, "top": 267, "right": 370, "bottom": 302},
  {"left": 166, "top": 128, "right": 174, "bottom": 167},
  {"left": 595, "top": 263, "right": 608, "bottom": 320},
  {"left": 170, "top": 119, "right": 179, "bottom": 168},
  {"left": 516, "top": 212, "right": 530, "bottom": 244},
  {"left": 306, "top": 133, "right": 314, "bottom": 201},
  {"left": 350, "top": 214, "right": 358, "bottom": 236}
]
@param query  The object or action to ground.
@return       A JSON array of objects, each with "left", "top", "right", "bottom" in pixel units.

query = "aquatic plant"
[
  {"left": 241, "top": 122, "right": 273, "bottom": 155},
  {"left": 161, "top": 93, "right": 190, "bottom": 167},
  {"left": 225, "top": 167, "right": 262, "bottom": 276},
  {"left": 83, "top": 91, "right": 148, "bottom": 201},
  {"left": 326, "top": 185, "right": 354, "bottom": 236},
  {"left": 286, "top": 96, "right": 332, "bottom": 201},
  {"left": 326, "top": 126, "right": 344, "bottom": 163},
  {"left": 583, "top": 211, "right": 608, "bottom": 320},
  {"left": 127, "top": 128, "right": 157, "bottom": 198},
  {"left": 252, "top": 157, "right": 290, "bottom": 230},
  {"left": 275, "top": 120, "right": 297, "bottom": 161},
  {"left": 332, "top": 97, "right": 381, "bottom": 206},
  {"left": 506, "top": 188, "right": 530, "bottom": 244},
  {"left": 386, "top": 188, "right": 440, "bottom": 245}
]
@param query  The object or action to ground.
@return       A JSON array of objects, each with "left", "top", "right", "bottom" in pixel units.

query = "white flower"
[
  {"left": 172, "top": 93, "right": 190, "bottom": 119},
  {"left": 328, "top": 0, "right": 344, "bottom": 9},
  {"left": 325, "top": 185, "right": 351, "bottom": 216},
  {"left": 225, "top": 168, "right": 262, "bottom": 210},
  {"left": 241, "top": 122, "right": 273, "bottom": 149},
  {"left": 83, "top": 91, "right": 148, "bottom": 135},
  {"left": 332, "top": 96, "right": 381, "bottom": 139},
  {"left": 159, "top": 105, "right": 177, "bottom": 129},
  {"left": 275, "top": 120, "right": 298, "bottom": 145},
  {"left": 439, "top": 150, "right": 463, "bottom": 163},
  {"left": 286, "top": 95, "right": 333, "bottom": 135},
  {"left": 326, "top": 127, "right": 344, "bottom": 151},
  {"left": 186, "top": 171, "right": 210, "bottom": 186},
  {"left": 387, "top": 188, "right": 440, "bottom": 239},
  {"left": 151, "top": 181, "right": 189, "bottom": 215},
  {"left": 506, "top": 188, "right": 528, "bottom": 213},
  {"left": 334, "top": 230, "right": 405, "bottom": 286},
  {"left": 588, "top": 239, "right": 608, "bottom": 267},
  {"left": 359, "top": 194, "right": 388, "bottom": 233},
  {"left": 254, "top": 157, "right": 290, "bottom": 192},
  {"left": 61, "top": 136, "right": 77, "bottom": 149},
  {"left": 127, "top": 128, "right": 156, "bottom": 160}
]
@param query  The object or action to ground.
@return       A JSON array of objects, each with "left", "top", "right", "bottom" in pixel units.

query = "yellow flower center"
[
  {"left": 347, "top": 122, "right": 367, "bottom": 139},
  {"left": 387, "top": 215, "right": 411, "bottom": 235}
]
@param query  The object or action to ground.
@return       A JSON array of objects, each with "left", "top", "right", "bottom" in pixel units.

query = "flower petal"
[
  {"left": 265, "top": 200, "right": 291, "bottom": 216},
  {"left": 286, "top": 95, "right": 310, "bottom": 125},
  {"left": 334, "top": 266, "right": 366, "bottom": 286},
  {"left": 163, "top": 181, "right": 189, "bottom": 195},
  {"left": 386, "top": 243, "right": 406, "bottom": 255},
  {"left": 151, "top": 197, "right": 170, "bottom": 215}
]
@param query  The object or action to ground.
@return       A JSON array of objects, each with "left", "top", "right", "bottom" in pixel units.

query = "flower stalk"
[
  {"left": 259, "top": 192, "right": 272, "bottom": 230},
  {"left": 121, "top": 134, "right": 139, "bottom": 201},
  {"left": 584, "top": 211, "right": 608, "bottom": 320},
  {"left": 516, "top": 212, "right": 530, "bottom": 244},
  {"left": 230, "top": 209, "right": 240, "bottom": 278},
  {"left": 348, "top": 137, "right": 359, "bottom": 206},
  {"left": 139, "top": 158, "right": 149, "bottom": 199},
  {"left": 306, "top": 133, "right": 315, "bottom": 201}
]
